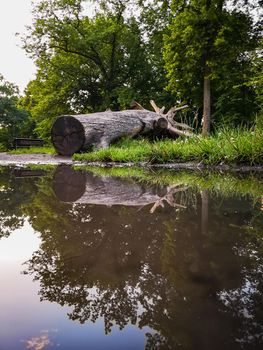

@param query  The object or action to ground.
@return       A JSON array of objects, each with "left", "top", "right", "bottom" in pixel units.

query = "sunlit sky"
[
  {"left": 0, "top": 1, "right": 95, "bottom": 94},
  {"left": 0, "top": 0, "right": 36, "bottom": 93}
]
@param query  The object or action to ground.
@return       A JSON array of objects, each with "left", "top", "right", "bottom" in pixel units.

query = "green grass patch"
[
  {"left": 73, "top": 125, "right": 263, "bottom": 166},
  {"left": 75, "top": 138, "right": 153, "bottom": 163},
  {"left": 8, "top": 146, "right": 56, "bottom": 155}
]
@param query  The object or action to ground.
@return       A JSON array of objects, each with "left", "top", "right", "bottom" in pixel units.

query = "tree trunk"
[
  {"left": 202, "top": 65, "right": 211, "bottom": 136},
  {"left": 51, "top": 110, "right": 168, "bottom": 156},
  {"left": 51, "top": 104, "right": 193, "bottom": 156}
]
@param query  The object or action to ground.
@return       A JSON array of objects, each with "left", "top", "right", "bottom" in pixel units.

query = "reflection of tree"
[
  {"left": 218, "top": 207, "right": 263, "bottom": 347},
  {"left": 0, "top": 168, "right": 39, "bottom": 238},
  {"left": 22, "top": 168, "right": 263, "bottom": 349}
]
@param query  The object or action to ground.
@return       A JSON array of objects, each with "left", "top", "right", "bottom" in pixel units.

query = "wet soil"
[
  {"left": 0, "top": 152, "right": 73, "bottom": 166},
  {"left": 0, "top": 152, "right": 262, "bottom": 172}
]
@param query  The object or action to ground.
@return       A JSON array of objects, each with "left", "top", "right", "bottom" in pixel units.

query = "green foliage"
[
  {"left": 22, "top": 0, "right": 163, "bottom": 138},
  {"left": 164, "top": 0, "right": 261, "bottom": 125},
  {"left": 14, "top": 0, "right": 262, "bottom": 141},
  {"left": 136, "top": 0, "right": 174, "bottom": 107},
  {"left": 73, "top": 124, "right": 263, "bottom": 165},
  {"left": 0, "top": 143, "right": 7, "bottom": 152},
  {"left": 0, "top": 75, "right": 34, "bottom": 148}
]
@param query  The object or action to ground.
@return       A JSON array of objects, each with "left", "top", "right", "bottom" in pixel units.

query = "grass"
[
  {"left": 8, "top": 146, "right": 56, "bottom": 155},
  {"left": 73, "top": 124, "right": 263, "bottom": 166},
  {"left": 3, "top": 124, "right": 262, "bottom": 166}
]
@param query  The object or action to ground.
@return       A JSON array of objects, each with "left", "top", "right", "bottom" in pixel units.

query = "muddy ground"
[
  {"left": 0, "top": 152, "right": 262, "bottom": 172},
  {"left": 0, "top": 152, "right": 74, "bottom": 166}
]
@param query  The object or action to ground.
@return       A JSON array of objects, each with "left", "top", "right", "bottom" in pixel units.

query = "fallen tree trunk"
[{"left": 51, "top": 102, "right": 192, "bottom": 156}]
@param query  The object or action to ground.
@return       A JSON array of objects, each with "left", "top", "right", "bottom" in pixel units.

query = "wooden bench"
[{"left": 13, "top": 138, "right": 44, "bottom": 149}]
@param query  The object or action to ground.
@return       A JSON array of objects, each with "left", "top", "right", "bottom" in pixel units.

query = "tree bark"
[
  {"left": 51, "top": 110, "right": 164, "bottom": 156},
  {"left": 51, "top": 105, "right": 192, "bottom": 156},
  {"left": 202, "top": 65, "right": 211, "bottom": 136}
]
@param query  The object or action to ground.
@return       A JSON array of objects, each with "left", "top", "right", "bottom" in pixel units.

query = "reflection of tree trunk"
[
  {"left": 202, "top": 65, "right": 211, "bottom": 136},
  {"left": 52, "top": 165, "right": 187, "bottom": 210},
  {"left": 201, "top": 190, "right": 209, "bottom": 235},
  {"left": 52, "top": 165, "right": 87, "bottom": 202}
]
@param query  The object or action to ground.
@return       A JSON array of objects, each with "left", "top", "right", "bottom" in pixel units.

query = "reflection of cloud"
[{"left": 25, "top": 332, "right": 50, "bottom": 350}]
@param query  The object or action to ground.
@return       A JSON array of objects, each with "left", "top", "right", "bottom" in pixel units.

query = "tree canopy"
[
  {"left": 0, "top": 75, "right": 32, "bottom": 149},
  {"left": 21, "top": 0, "right": 166, "bottom": 138},
  {"left": 18, "top": 0, "right": 263, "bottom": 140},
  {"left": 164, "top": 0, "right": 261, "bottom": 133}
]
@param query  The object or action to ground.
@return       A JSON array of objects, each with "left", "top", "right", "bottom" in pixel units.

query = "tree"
[
  {"left": 0, "top": 74, "right": 32, "bottom": 148},
  {"left": 250, "top": 38, "right": 263, "bottom": 115},
  {"left": 22, "top": 0, "right": 161, "bottom": 139},
  {"left": 137, "top": 0, "right": 175, "bottom": 107},
  {"left": 164, "top": 0, "right": 261, "bottom": 134}
]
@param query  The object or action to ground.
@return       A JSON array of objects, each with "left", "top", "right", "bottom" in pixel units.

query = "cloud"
[{"left": 24, "top": 332, "right": 51, "bottom": 350}]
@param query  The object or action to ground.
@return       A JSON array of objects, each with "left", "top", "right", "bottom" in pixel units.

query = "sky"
[{"left": 0, "top": 0, "right": 36, "bottom": 93}]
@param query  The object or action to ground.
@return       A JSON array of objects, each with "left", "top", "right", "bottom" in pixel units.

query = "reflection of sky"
[
  {"left": 0, "top": 222, "right": 149, "bottom": 350},
  {"left": 0, "top": 221, "right": 40, "bottom": 262}
]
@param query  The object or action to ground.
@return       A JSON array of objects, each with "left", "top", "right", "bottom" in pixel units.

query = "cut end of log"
[{"left": 51, "top": 116, "right": 85, "bottom": 156}]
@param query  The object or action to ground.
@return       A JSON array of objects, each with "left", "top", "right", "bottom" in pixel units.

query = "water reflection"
[
  {"left": 52, "top": 164, "right": 188, "bottom": 211},
  {"left": 0, "top": 167, "right": 40, "bottom": 238},
  {"left": 0, "top": 165, "right": 263, "bottom": 349}
]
